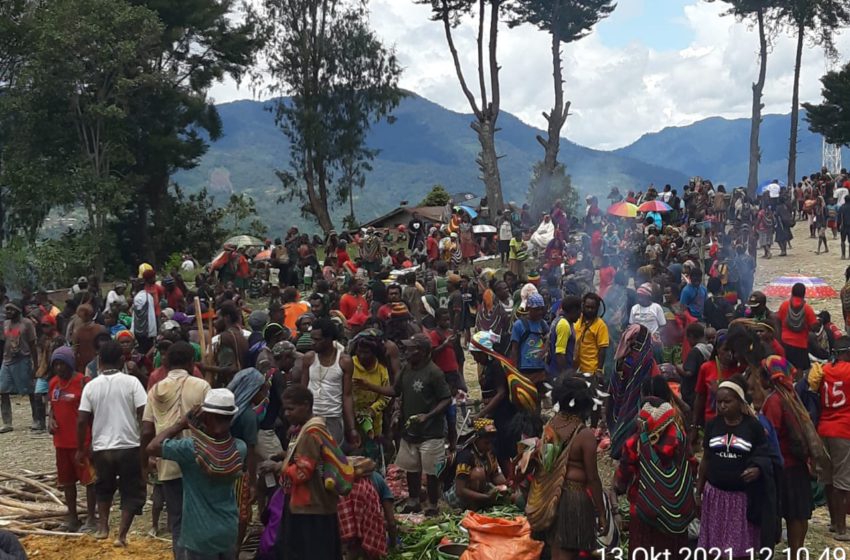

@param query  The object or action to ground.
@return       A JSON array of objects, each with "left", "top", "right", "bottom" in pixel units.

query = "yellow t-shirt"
[
  {"left": 554, "top": 318, "right": 573, "bottom": 355},
  {"left": 352, "top": 356, "right": 390, "bottom": 436},
  {"left": 574, "top": 316, "right": 610, "bottom": 373}
]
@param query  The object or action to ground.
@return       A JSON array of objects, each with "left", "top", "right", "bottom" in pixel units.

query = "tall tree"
[
  {"left": 711, "top": 0, "right": 777, "bottom": 195},
  {"left": 2, "top": 0, "right": 163, "bottom": 277},
  {"left": 804, "top": 62, "right": 850, "bottom": 146},
  {"left": 778, "top": 0, "right": 850, "bottom": 187},
  {"left": 252, "top": 0, "right": 402, "bottom": 233},
  {"left": 508, "top": 0, "right": 615, "bottom": 217},
  {"left": 123, "top": 0, "right": 261, "bottom": 263},
  {"left": 417, "top": 0, "right": 508, "bottom": 214},
  {"left": 0, "top": 0, "right": 32, "bottom": 245}
]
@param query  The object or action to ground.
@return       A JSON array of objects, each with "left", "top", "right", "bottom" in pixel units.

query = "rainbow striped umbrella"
[
  {"left": 763, "top": 275, "right": 837, "bottom": 299},
  {"left": 607, "top": 201, "right": 638, "bottom": 218},
  {"left": 637, "top": 200, "right": 672, "bottom": 213}
]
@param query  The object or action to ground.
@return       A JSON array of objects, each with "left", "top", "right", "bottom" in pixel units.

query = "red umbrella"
[{"left": 637, "top": 200, "right": 672, "bottom": 213}]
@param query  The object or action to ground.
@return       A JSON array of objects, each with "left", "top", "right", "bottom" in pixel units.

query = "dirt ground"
[
  {"left": 5, "top": 222, "right": 850, "bottom": 557},
  {"left": 754, "top": 223, "right": 848, "bottom": 318}
]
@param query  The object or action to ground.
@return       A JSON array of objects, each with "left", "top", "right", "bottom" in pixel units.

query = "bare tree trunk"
[
  {"left": 473, "top": 117, "right": 503, "bottom": 212},
  {"left": 439, "top": 0, "right": 504, "bottom": 213},
  {"left": 787, "top": 21, "right": 804, "bottom": 189},
  {"left": 747, "top": 7, "right": 768, "bottom": 196},
  {"left": 541, "top": 0, "right": 568, "bottom": 175},
  {"left": 301, "top": 148, "right": 334, "bottom": 234}
]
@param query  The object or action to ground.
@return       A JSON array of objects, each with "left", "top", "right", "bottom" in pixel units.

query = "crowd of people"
[{"left": 1, "top": 169, "right": 850, "bottom": 559}]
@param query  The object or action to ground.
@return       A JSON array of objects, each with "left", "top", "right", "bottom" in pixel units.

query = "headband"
[{"left": 718, "top": 380, "right": 746, "bottom": 404}]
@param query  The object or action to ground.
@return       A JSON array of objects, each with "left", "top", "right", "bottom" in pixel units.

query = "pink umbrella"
[
  {"left": 637, "top": 200, "right": 672, "bottom": 213},
  {"left": 763, "top": 275, "right": 837, "bottom": 299},
  {"left": 254, "top": 249, "right": 272, "bottom": 261}
]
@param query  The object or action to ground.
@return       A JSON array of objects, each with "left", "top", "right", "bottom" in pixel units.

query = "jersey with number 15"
[{"left": 819, "top": 361, "right": 850, "bottom": 439}]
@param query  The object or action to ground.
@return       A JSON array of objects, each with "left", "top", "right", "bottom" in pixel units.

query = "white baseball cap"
[{"left": 201, "top": 388, "right": 239, "bottom": 416}]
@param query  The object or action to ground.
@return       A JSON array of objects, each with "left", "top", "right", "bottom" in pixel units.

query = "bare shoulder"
[{"left": 339, "top": 352, "right": 353, "bottom": 370}]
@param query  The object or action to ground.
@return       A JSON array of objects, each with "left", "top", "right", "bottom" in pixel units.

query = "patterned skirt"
[{"left": 697, "top": 482, "right": 759, "bottom": 556}]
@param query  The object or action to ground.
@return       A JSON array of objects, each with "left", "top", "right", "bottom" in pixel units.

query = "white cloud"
[{"left": 210, "top": 1, "right": 846, "bottom": 150}]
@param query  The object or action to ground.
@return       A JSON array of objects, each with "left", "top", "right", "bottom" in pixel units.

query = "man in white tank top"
[{"left": 295, "top": 318, "right": 359, "bottom": 448}]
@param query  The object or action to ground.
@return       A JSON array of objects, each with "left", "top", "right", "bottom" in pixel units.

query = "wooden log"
[
  {"left": 8, "top": 528, "right": 85, "bottom": 537},
  {"left": 0, "top": 484, "right": 50, "bottom": 502},
  {"left": 0, "top": 471, "right": 63, "bottom": 506}
]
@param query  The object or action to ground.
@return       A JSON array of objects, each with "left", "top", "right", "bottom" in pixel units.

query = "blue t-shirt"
[
  {"left": 163, "top": 437, "right": 248, "bottom": 555},
  {"left": 680, "top": 284, "right": 707, "bottom": 320},
  {"left": 510, "top": 319, "right": 548, "bottom": 371},
  {"left": 370, "top": 472, "right": 394, "bottom": 502}
]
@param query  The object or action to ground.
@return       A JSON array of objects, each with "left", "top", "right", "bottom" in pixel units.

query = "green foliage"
[
  {"left": 775, "top": 0, "right": 850, "bottom": 57},
  {"left": 122, "top": 0, "right": 261, "bottom": 262},
  {"left": 420, "top": 185, "right": 452, "bottom": 206},
  {"left": 0, "top": 0, "right": 164, "bottom": 275},
  {"left": 0, "top": 231, "right": 128, "bottom": 291},
  {"left": 804, "top": 62, "right": 850, "bottom": 147},
  {"left": 253, "top": 0, "right": 403, "bottom": 232},
  {"left": 507, "top": 0, "right": 617, "bottom": 43},
  {"left": 223, "top": 194, "right": 268, "bottom": 238}
]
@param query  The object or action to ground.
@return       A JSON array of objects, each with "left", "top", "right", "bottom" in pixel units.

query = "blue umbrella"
[
  {"left": 455, "top": 205, "right": 478, "bottom": 219},
  {"left": 757, "top": 179, "right": 785, "bottom": 195}
]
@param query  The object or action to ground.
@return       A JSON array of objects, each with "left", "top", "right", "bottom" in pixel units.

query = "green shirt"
[
  {"left": 394, "top": 361, "right": 451, "bottom": 442},
  {"left": 163, "top": 437, "right": 247, "bottom": 555}
]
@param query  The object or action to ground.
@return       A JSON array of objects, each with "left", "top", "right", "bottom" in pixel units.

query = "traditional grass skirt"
[
  {"left": 697, "top": 482, "right": 759, "bottom": 556},
  {"left": 547, "top": 482, "right": 596, "bottom": 552}
]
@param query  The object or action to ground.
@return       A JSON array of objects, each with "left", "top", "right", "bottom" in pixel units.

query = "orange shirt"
[{"left": 283, "top": 302, "right": 310, "bottom": 333}]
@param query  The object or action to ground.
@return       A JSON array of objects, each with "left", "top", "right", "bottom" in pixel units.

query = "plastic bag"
[{"left": 459, "top": 512, "right": 544, "bottom": 560}]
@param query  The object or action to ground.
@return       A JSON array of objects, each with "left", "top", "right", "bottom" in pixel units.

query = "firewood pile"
[{"left": 0, "top": 470, "right": 78, "bottom": 537}]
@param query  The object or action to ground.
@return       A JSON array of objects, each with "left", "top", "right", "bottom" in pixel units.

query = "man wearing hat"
[
  {"left": 444, "top": 417, "right": 508, "bottom": 511},
  {"left": 147, "top": 388, "right": 247, "bottom": 559},
  {"left": 141, "top": 342, "right": 210, "bottom": 557},
  {"left": 509, "top": 293, "right": 549, "bottom": 388},
  {"left": 106, "top": 282, "right": 128, "bottom": 313},
  {"left": 356, "top": 333, "right": 451, "bottom": 515},
  {"left": 0, "top": 300, "right": 38, "bottom": 433},
  {"left": 746, "top": 291, "right": 780, "bottom": 335}
]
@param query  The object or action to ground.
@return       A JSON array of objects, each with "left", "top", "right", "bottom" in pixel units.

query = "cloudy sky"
[{"left": 210, "top": 0, "right": 847, "bottom": 151}]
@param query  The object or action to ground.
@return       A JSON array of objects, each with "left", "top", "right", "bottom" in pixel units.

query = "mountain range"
[{"left": 174, "top": 93, "right": 843, "bottom": 233}]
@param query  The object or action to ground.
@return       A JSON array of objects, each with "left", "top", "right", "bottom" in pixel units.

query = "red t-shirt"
[
  {"left": 427, "top": 329, "right": 459, "bottom": 374},
  {"left": 49, "top": 373, "right": 88, "bottom": 449},
  {"left": 777, "top": 297, "right": 817, "bottom": 349},
  {"left": 695, "top": 360, "right": 745, "bottom": 423},
  {"left": 590, "top": 231, "right": 603, "bottom": 257},
  {"left": 819, "top": 361, "right": 850, "bottom": 439},
  {"left": 166, "top": 286, "right": 184, "bottom": 311},
  {"left": 339, "top": 294, "right": 368, "bottom": 320},
  {"left": 336, "top": 248, "right": 351, "bottom": 267},
  {"left": 145, "top": 283, "right": 166, "bottom": 317},
  {"left": 761, "top": 392, "right": 800, "bottom": 467},
  {"left": 427, "top": 237, "right": 439, "bottom": 262}
]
